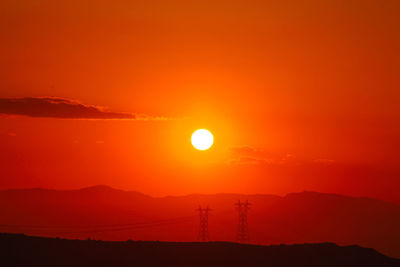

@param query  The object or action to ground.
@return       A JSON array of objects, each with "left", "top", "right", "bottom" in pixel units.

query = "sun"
[{"left": 191, "top": 129, "right": 214, "bottom": 150}]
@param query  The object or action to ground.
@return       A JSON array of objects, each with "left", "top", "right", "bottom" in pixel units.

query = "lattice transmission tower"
[
  {"left": 197, "top": 206, "right": 210, "bottom": 242},
  {"left": 236, "top": 200, "right": 251, "bottom": 243}
]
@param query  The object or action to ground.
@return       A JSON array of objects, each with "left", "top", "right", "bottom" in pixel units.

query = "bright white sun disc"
[{"left": 191, "top": 129, "right": 213, "bottom": 150}]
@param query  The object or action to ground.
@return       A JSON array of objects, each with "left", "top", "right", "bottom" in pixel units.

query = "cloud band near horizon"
[{"left": 0, "top": 97, "right": 167, "bottom": 120}]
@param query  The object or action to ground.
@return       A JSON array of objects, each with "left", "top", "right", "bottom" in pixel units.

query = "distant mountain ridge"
[{"left": 0, "top": 186, "right": 399, "bottom": 258}]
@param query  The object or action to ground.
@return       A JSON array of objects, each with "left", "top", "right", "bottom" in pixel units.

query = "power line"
[
  {"left": 0, "top": 217, "right": 193, "bottom": 229},
  {"left": 0, "top": 215, "right": 196, "bottom": 235}
]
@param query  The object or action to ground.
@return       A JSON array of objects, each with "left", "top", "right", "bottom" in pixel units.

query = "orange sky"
[{"left": 1, "top": 0, "right": 399, "bottom": 202}]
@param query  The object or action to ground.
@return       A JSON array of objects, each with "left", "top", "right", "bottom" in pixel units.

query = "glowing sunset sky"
[{"left": 0, "top": 0, "right": 399, "bottom": 202}]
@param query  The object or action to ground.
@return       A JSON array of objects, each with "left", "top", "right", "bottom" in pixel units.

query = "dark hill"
[{"left": 0, "top": 233, "right": 399, "bottom": 267}]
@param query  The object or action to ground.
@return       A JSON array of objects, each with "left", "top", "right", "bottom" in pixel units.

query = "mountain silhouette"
[
  {"left": 0, "top": 186, "right": 399, "bottom": 258},
  {"left": 1, "top": 233, "right": 399, "bottom": 267}
]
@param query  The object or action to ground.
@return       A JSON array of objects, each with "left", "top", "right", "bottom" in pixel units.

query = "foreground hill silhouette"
[
  {"left": 0, "top": 186, "right": 399, "bottom": 258},
  {"left": 1, "top": 233, "right": 399, "bottom": 267}
]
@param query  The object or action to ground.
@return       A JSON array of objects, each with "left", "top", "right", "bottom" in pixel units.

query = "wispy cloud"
[
  {"left": 229, "top": 146, "right": 334, "bottom": 166},
  {"left": 0, "top": 97, "right": 168, "bottom": 120}
]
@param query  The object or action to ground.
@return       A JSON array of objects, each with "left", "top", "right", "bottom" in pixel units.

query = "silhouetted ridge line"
[{"left": 0, "top": 234, "right": 399, "bottom": 267}]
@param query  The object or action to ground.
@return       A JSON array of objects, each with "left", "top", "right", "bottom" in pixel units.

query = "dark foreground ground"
[{"left": 0, "top": 234, "right": 399, "bottom": 267}]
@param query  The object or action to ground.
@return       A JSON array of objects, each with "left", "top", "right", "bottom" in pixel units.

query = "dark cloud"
[{"left": 0, "top": 97, "right": 166, "bottom": 120}]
